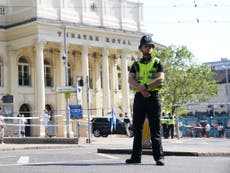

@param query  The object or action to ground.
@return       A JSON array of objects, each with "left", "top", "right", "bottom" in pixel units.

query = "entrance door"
[{"left": 19, "top": 104, "right": 31, "bottom": 137}]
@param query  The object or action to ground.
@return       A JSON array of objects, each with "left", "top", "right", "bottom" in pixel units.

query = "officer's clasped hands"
[{"left": 137, "top": 84, "right": 151, "bottom": 98}]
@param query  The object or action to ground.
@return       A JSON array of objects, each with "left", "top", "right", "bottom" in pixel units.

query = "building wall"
[
  {"left": 189, "top": 59, "right": 230, "bottom": 116},
  {"left": 0, "top": 0, "right": 145, "bottom": 32},
  {"left": 0, "top": 0, "right": 158, "bottom": 137},
  {"left": 0, "top": 21, "right": 144, "bottom": 137}
]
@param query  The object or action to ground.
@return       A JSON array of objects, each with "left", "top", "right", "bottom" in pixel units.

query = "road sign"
[
  {"left": 69, "top": 105, "right": 83, "bottom": 119},
  {"left": 56, "top": 86, "right": 76, "bottom": 93}
]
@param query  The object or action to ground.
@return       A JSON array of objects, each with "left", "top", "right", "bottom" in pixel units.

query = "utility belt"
[{"left": 136, "top": 90, "right": 159, "bottom": 96}]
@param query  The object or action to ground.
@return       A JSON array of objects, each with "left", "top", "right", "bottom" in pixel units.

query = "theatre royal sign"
[{"left": 57, "top": 31, "right": 133, "bottom": 46}]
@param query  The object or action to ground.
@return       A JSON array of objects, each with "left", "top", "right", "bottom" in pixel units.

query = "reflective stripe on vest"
[
  {"left": 168, "top": 118, "right": 175, "bottom": 125},
  {"left": 134, "top": 58, "right": 161, "bottom": 92}
]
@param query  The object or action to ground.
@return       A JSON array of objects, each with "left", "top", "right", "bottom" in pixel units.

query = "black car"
[{"left": 91, "top": 116, "right": 133, "bottom": 137}]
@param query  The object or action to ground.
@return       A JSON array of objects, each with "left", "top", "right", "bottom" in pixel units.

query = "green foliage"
[{"left": 155, "top": 45, "right": 218, "bottom": 115}]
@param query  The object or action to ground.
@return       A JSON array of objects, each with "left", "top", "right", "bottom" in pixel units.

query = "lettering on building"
[{"left": 57, "top": 32, "right": 132, "bottom": 45}]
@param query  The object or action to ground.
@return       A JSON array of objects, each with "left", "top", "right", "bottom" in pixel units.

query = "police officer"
[
  {"left": 167, "top": 113, "right": 175, "bottom": 139},
  {"left": 161, "top": 112, "right": 169, "bottom": 139},
  {"left": 126, "top": 35, "right": 164, "bottom": 165}
]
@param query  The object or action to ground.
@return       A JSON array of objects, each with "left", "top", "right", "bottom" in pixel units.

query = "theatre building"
[{"left": 0, "top": 0, "right": 162, "bottom": 137}]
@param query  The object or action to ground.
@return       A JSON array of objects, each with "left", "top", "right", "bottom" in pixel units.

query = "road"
[{"left": 0, "top": 147, "right": 229, "bottom": 173}]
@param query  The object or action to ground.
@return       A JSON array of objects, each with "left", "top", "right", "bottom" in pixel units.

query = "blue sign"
[{"left": 69, "top": 105, "right": 83, "bottom": 119}]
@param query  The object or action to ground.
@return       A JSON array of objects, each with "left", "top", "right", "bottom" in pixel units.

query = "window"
[
  {"left": 117, "top": 66, "right": 122, "bottom": 90},
  {"left": 18, "top": 57, "right": 31, "bottom": 86},
  {"left": 89, "top": 66, "right": 93, "bottom": 89},
  {"left": 68, "top": 63, "right": 73, "bottom": 86},
  {"left": 0, "top": 6, "right": 6, "bottom": 16},
  {"left": 0, "top": 58, "right": 3, "bottom": 86},
  {"left": 44, "top": 59, "right": 53, "bottom": 87},
  {"left": 100, "top": 64, "right": 103, "bottom": 88},
  {"left": 90, "top": 0, "right": 97, "bottom": 12}
]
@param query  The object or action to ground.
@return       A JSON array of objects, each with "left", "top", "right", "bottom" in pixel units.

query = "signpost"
[
  {"left": 69, "top": 105, "right": 83, "bottom": 119},
  {"left": 56, "top": 86, "right": 77, "bottom": 93}
]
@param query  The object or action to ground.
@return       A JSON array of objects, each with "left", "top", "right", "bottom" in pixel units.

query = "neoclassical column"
[
  {"left": 59, "top": 44, "right": 66, "bottom": 86},
  {"left": 113, "top": 58, "right": 119, "bottom": 93},
  {"left": 120, "top": 0, "right": 124, "bottom": 30},
  {"left": 100, "top": 0, "right": 105, "bottom": 26},
  {"left": 81, "top": 45, "right": 89, "bottom": 110},
  {"left": 35, "top": 41, "right": 46, "bottom": 136},
  {"left": 102, "top": 47, "right": 111, "bottom": 114},
  {"left": 55, "top": 43, "right": 67, "bottom": 137},
  {"left": 7, "top": 48, "right": 17, "bottom": 95},
  {"left": 121, "top": 50, "right": 130, "bottom": 116},
  {"left": 137, "top": 1, "right": 144, "bottom": 32},
  {"left": 111, "top": 57, "right": 118, "bottom": 106}
]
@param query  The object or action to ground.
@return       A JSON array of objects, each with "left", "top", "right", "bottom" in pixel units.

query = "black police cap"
[{"left": 138, "top": 35, "right": 155, "bottom": 49}]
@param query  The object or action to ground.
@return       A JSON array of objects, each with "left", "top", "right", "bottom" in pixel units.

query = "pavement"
[{"left": 0, "top": 136, "right": 230, "bottom": 157}]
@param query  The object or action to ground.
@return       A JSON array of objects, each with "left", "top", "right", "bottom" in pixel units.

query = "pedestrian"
[
  {"left": 178, "top": 121, "right": 183, "bottom": 138},
  {"left": 0, "top": 116, "right": 5, "bottom": 144},
  {"left": 43, "top": 110, "right": 50, "bottom": 137},
  {"left": 167, "top": 113, "right": 175, "bottom": 139},
  {"left": 126, "top": 35, "right": 164, "bottom": 166},
  {"left": 205, "top": 122, "right": 211, "bottom": 138},
  {"left": 161, "top": 112, "right": 168, "bottom": 139},
  {"left": 18, "top": 114, "right": 27, "bottom": 137},
  {"left": 217, "top": 122, "right": 224, "bottom": 138},
  {"left": 196, "top": 122, "right": 202, "bottom": 138}
]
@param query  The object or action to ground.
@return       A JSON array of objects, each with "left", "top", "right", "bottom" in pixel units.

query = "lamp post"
[
  {"left": 86, "top": 75, "right": 91, "bottom": 143},
  {"left": 63, "top": 25, "right": 71, "bottom": 138},
  {"left": 222, "top": 65, "right": 229, "bottom": 116}
]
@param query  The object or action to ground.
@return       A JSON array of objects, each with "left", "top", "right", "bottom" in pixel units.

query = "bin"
[{"left": 47, "top": 121, "right": 56, "bottom": 137}]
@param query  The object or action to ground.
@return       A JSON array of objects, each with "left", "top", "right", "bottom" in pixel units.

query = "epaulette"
[{"left": 153, "top": 57, "right": 160, "bottom": 64}]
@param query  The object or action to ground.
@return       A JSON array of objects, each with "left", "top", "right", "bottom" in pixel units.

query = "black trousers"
[
  {"left": 162, "top": 124, "right": 168, "bottom": 139},
  {"left": 167, "top": 124, "right": 174, "bottom": 139},
  {"left": 131, "top": 92, "right": 164, "bottom": 161}
]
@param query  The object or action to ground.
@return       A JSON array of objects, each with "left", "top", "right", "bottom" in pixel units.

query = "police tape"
[
  {"left": 3, "top": 123, "right": 73, "bottom": 127},
  {"left": 2, "top": 114, "right": 65, "bottom": 120}
]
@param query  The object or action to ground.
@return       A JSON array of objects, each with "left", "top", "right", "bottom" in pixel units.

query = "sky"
[{"left": 143, "top": 0, "right": 230, "bottom": 63}]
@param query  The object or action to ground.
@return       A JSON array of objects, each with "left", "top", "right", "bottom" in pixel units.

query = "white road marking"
[
  {"left": 17, "top": 156, "right": 30, "bottom": 164},
  {"left": 0, "top": 156, "right": 17, "bottom": 159},
  {"left": 201, "top": 142, "right": 208, "bottom": 144},
  {"left": 97, "top": 153, "right": 120, "bottom": 160},
  {"left": 0, "top": 158, "right": 119, "bottom": 167},
  {"left": 173, "top": 140, "right": 183, "bottom": 144}
]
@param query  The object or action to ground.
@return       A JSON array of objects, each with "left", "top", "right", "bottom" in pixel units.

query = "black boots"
[
  {"left": 156, "top": 159, "right": 164, "bottom": 166},
  {"left": 125, "top": 158, "right": 141, "bottom": 164},
  {"left": 125, "top": 158, "right": 164, "bottom": 166}
]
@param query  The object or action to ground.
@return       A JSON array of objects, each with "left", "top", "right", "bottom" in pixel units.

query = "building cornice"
[
  {"left": 0, "top": 17, "right": 166, "bottom": 50},
  {"left": 0, "top": 17, "right": 145, "bottom": 36}
]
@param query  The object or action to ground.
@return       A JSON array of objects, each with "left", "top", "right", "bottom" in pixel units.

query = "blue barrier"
[{"left": 179, "top": 116, "right": 230, "bottom": 138}]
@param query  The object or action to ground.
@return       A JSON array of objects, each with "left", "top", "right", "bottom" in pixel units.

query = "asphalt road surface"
[{"left": 0, "top": 148, "right": 229, "bottom": 173}]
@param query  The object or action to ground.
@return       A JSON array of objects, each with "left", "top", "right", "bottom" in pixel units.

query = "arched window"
[
  {"left": 117, "top": 66, "right": 121, "bottom": 90},
  {"left": 0, "top": 58, "right": 3, "bottom": 86},
  {"left": 68, "top": 62, "right": 73, "bottom": 86},
  {"left": 44, "top": 59, "right": 53, "bottom": 87},
  {"left": 89, "top": 65, "right": 93, "bottom": 89},
  {"left": 18, "top": 57, "right": 30, "bottom": 86},
  {"left": 100, "top": 64, "right": 103, "bottom": 88}
]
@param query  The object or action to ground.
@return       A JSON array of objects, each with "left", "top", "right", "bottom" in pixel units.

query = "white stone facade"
[{"left": 0, "top": 0, "right": 150, "bottom": 137}]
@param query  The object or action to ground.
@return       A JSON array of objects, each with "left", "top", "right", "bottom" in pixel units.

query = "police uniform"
[
  {"left": 167, "top": 115, "right": 175, "bottom": 139},
  {"left": 126, "top": 35, "right": 164, "bottom": 165}
]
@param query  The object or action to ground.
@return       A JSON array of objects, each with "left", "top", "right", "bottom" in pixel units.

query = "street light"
[
  {"left": 222, "top": 65, "right": 229, "bottom": 116},
  {"left": 222, "top": 65, "right": 229, "bottom": 83},
  {"left": 63, "top": 25, "right": 71, "bottom": 138}
]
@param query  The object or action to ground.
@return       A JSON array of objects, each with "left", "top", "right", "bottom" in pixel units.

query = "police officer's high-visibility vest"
[
  {"left": 168, "top": 117, "right": 175, "bottom": 125},
  {"left": 134, "top": 58, "right": 162, "bottom": 92},
  {"left": 161, "top": 118, "right": 168, "bottom": 125}
]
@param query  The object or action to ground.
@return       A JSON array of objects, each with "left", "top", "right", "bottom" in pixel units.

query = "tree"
[{"left": 156, "top": 45, "right": 218, "bottom": 115}]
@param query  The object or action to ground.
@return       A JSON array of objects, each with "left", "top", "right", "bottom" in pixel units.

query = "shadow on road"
[{"left": 25, "top": 162, "right": 155, "bottom": 167}]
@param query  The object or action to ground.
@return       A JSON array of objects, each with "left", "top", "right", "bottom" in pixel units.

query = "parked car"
[{"left": 91, "top": 116, "right": 133, "bottom": 137}]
